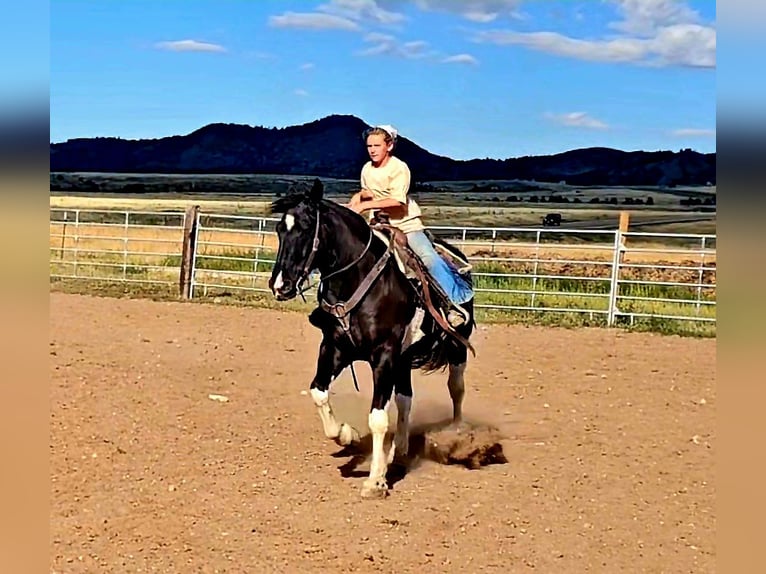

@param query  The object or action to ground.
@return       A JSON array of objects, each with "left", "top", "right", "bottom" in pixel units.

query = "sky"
[{"left": 50, "top": 0, "right": 716, "bottom": 160}]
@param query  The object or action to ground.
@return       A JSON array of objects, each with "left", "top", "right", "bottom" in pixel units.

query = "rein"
[
  {"left": 300, "top": 208, "right": 393, "bottom": 391},
  {"left": 295, "top": 211, "right": 375, "bottom": 300},
  {"left": 294, "top": 210, "right": 322, "bottom": 300}
]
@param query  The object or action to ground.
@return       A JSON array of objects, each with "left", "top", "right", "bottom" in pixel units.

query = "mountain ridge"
[{"left": 50, "top": 114, "right": 715, "bottom": 186}]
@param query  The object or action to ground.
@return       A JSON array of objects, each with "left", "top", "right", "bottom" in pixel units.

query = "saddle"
[{"left": 369, "top": 212, "right": 474, "bottom": 353}]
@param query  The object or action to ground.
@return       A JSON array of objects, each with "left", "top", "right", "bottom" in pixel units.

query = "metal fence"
[
  {"left": 49, "top": 207, "right": 716, "bottom": 330},
  {"left": 50, "top": 208, "right": 186, "bottom": 287}
]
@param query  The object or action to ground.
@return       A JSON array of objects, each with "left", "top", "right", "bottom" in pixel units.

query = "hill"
[{"left": 50, "top": 114, "right": 715, "bottom": 186}]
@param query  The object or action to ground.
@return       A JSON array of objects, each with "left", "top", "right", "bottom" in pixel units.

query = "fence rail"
[{"left": 49, "top": 206, "right": 716, "bottom": 333}]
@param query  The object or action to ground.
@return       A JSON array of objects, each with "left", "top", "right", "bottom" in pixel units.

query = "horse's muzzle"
[{"left": 269, "top": 271, "right": 296, "bottom": 300}]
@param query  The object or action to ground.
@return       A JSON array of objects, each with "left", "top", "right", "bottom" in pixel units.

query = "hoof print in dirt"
[{"left": 424, "top": 424, "right": 508, "bottom": 469}]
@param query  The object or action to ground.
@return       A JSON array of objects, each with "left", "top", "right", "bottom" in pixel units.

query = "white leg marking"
[
  {"left": 402, "top": 308, "right": 425, "bottom": 351},
  {"left": 284, "top": 213, "right": 295, "bottom": 231},
  {"left": 309, "top": 388, "right": 357, "bottom": 445},
  {"left": 447, "top": 363, "right": 466, "bottom": 422},
  {"left": 389, "top": 394, "right": 412, "bottom": 463},
  {"left": 362, "top": 408, "right": 389, "bottom": 498},
  {"left": 272, "top": 271, "right": 284, "bottom": 291}
]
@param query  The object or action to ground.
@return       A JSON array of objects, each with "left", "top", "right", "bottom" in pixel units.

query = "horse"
[{"left": 268, "top": 179, "right": 475, "bottom": 499}]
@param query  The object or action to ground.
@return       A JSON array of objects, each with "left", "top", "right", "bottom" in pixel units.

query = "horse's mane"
[
  {"left": 270, "top": 185, "right": 312, "bottom": 215},
  {"left": 269, "top": 182, "right": 368, "bottom": 231}
]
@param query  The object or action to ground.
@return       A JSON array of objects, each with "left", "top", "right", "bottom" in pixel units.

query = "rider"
[{"left": 347, "top": 124, "right": 473, "bottom": 327}]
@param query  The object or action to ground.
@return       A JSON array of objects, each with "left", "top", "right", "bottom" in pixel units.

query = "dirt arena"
[{"left": 50, "top": 293, "right": 715, "bottom": 573}]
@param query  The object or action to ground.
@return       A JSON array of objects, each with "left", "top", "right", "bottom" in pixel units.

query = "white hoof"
[{"left": 361, "top": 477, "right": 389, "bottom": 499}]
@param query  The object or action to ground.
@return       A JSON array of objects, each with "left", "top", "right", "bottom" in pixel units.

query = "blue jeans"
[{"left": 405, "top": 230, "right": 474, "bottom": 306}]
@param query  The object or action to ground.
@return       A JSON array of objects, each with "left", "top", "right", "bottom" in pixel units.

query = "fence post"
[
  {"left": 122, "top": 211, "right": 130, "bottom": 280},
  {"left": 695, "top": 236, "right": 706, "bottom": 315},
  {"left": 530, "top": 229, "right": 541, "bottom": 308},
  {"left": 618, "top": 211, "right": 630, "bottom": 263},
  {"left": 607, "top": 229, "right": 624, "bottom": 327},
  {"left": 73, "top": 209, "right": 80, "bottom": 278},
  {"left": 59, "top": 211, "right": 68, "bottom": 260},
  {"left": 179, "top": 205, "right": 200, "bottom": 298}
]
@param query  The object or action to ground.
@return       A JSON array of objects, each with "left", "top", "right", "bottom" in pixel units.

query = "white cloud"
[
  {"left": 407, "top": 0, "right": 523, "bottom": 22},
  {"left": 670, "top": 128, "right": 715, "bottom": 137},
  {"left": 319, "top": 0, "right": 406, "bottom": 25},
  {"left": 545, "top": 112, "right": 609, "bottom": 130},
  {"left": 474, "top": 0, "right": 715, "bottom": 68},
  {"left": 294, "top": 89, "right": 309, "bottom": 97},
  {"left": 154, "top": 40, "right": 226, "bottom": 53},
  {"left": 300, "top": 62, "right": 315, "bottom": 70},
  {"left": 648, "top": 24, "right": 716, "bottom": 68},
  {"left": 479, "top": 31, "right": 647, "bottom": 63},
  {"left": 359, "top": 33, "right": 432, "bottom": 58},
  {"left": 442, "top": 53, "right": 479, "bottom": 65},
  {"left": 609, "top": 0, "right": 701, "bottom": 36},
  {"left": 268, "top": 11, "right": 360, "bottom": 31}
]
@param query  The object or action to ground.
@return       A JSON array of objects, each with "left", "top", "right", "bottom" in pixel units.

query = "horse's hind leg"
[
  {"left": 389, "top": 365, "right": 413, "bottom": 465},
  {"left": 309, "top": 338, "right": 359, "bottom": 446},
  {"left": 447, "top": 347, "right": 468, "bottom": 423},
  {"left": 447, "top": 362, "right": 466, "bottom": 423}
]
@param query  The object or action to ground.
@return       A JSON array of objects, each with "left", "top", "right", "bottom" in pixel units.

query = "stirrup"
[{"left": 446, "top": 303, "right": 470, "bottom": 328}]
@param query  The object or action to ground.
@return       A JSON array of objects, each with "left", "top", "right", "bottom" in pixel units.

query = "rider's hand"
[
  {"left": 348, "top": 201, "right": 367, "bottom": 214},
  {"left": 347, "top": 193, "right": 365, "bottom": 212}
]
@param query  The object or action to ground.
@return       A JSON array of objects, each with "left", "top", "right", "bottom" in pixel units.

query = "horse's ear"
[{"left": 308, "top": 178, "right": 324, "bottom": 203}]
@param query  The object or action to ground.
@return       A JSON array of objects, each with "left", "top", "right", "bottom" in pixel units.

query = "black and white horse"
[{"left": 268, "top": 179, "right": 475, "bottom": 498}]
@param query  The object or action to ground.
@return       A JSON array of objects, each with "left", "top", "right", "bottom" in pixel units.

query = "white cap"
[{"left": 375, "top": 124, "right": 398, "bottom": 141}]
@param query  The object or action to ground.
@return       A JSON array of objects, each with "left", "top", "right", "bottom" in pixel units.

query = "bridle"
[{"left": 293, "top": 207, "right": 375, "bottom": 300}]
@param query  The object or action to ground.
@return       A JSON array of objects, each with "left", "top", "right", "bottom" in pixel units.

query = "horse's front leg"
[
  {"left": 309, "top": 337, "right": 359, "bottom": 446},
  {"left": 361, "top": 347, "right": 397, "bottom": 499}
]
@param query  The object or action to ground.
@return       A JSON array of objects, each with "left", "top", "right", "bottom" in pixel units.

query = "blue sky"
[{"left": 50, "top": 0, "right": 716, "bottom": 160}]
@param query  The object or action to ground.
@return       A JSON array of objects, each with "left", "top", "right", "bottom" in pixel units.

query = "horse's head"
[{"left": 268, "top": 178, "right": 325, "bottom": 300}]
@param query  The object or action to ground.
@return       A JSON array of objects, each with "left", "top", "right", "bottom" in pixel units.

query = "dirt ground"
[{"left": 50, "top": 293, "right": 715, "bottom": 573}]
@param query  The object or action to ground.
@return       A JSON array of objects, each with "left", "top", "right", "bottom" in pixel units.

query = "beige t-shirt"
[{"left": 360, "top": 155, "right": 424, "bottom": 233}]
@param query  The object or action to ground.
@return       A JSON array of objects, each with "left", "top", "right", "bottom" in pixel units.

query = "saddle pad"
[{"left": 371, "top": 228, "right": 415, "bottom": 278}]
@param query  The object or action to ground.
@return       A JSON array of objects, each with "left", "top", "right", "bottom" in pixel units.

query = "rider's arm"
[
  {"left": 349, "top": 188, "right": 374, "bottom": 205},
  {"left": 353, "top": 196, "right": 404, "bottom": 213}
]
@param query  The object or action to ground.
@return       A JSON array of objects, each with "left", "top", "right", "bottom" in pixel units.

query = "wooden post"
[
  {"left": 618, "top": 211, "right": 630, "bottom": 234},
  {"left": 607, "top": 211, "right": 631, "bottom": 326},
  {"left": 618, "top": 211, "right": 630, "bottom": 262},
  {"left": 59, "top": 211, "right": 68, "bottom": 260},
  {"left": 179, "top": 205, "right": 200, "bottom": 298}
]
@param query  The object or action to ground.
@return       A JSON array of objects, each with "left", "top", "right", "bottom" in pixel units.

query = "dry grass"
[
  {"left": 49, "top": 222, "right": 279, "bottom": 258},
  {"left": 49, "top": 221, "right": 714, "bottom": 268},
  {"left": 50, "top": 195, "right": 715, "bottom": 266},
  {"left": 464, "top": 244, "right": 715, "bottom": 265},
  {"left": 50, "top": 195, "right": 273, "bottom": 215},
  {"left": 51, "top": 194, "right": 714, "bottom": 230}
]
